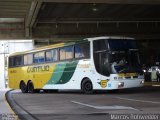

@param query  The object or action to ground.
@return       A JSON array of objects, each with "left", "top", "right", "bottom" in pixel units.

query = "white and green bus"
[{"left": 8, "top": 36, "right": 144, "bottom": 94}]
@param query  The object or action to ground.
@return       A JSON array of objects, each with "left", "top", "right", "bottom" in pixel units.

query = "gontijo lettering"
[{"left": 27, "top": 65, "right": 49, "bottom": 73}]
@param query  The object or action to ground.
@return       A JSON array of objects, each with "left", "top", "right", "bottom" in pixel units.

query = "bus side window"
[
  {"left": 52, "top": 49, "right": 58, "bottom": 61},
  {"left": 39, "top": 52, "right": 45, "bottom": 63},
  {"left": 60, "top": 48, "right": 65, "bottom": 60},
  {"left": 28, "top": 54, "right": 33, "bottom": 64},
  {"left": 45, "top": 49, "right": 58, "bottom": 62},
  {"left": 24, "top": 54, "right": 33, "bottom": 65},
  {"left": 65, "top": 46, "right": 73, "bottom": 59},
  {"left": 75, "top": 43, "right": 90, "bottom": 59},
  {"left": 33, "top": 53, "right": 39, "bottom": 63},
  {"left": 33, "top": 52, "right": 45, "bottom": 63},
  {"left": 46, "top": 50, "right": 53, "bottom": 62},
  {"left": 24, "top": 55, "right": 28, "bottom": 65},
  {"left": 93, "top": 40, "right": 110, "bottom": 76},
  {"left": 60, "top": 46, "right": 73, "bottom": 60}
]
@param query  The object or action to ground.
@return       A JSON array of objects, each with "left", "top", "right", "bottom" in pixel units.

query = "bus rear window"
[
  {"left": 8, "top": 56, "right": 23, "bottom": 67},
  {"left": 9, "top": 56, "right": 23, "bottom": 67},
  {"left": 15, "top": 56, "right": 23, "bottom": 66},
  {"left": 9, "top": 57, "right": 14, "bottom": 67}
]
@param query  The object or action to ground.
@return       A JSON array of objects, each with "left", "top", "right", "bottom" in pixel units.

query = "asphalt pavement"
[{"left": 6, "top": 86, "right": 160, "bottom": 120}]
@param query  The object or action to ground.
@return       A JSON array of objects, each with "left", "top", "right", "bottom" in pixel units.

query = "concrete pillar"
[{"left": 0, "top": 54, "right": 5, "bottom": 89}]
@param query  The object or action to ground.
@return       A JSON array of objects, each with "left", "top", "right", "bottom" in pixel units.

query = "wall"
[{"left": 0, "top": 40, "right": 33, "bottom": 89}]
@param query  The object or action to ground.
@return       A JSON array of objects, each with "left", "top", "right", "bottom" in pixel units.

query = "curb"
[{"left": 5, "top": 90, "right": 38, "bottom": 120}]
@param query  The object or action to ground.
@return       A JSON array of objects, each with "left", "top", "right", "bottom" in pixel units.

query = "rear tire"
[
  {"left": 20, "top": 81, "right": 28, "bottom": 93},
  {"left": 81, "top": 79, "right": 93, "bottom": 94},
  {"left": 28, "top": 81, "right": 35, "bottom": 93}
]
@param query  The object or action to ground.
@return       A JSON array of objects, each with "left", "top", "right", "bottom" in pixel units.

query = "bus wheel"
[
  {"left": 20, "top": 81, "right": 28, "bottom": 93},
  {"left": 28, "top": 81, "right": 35, "bottom": 93},
  {"left": 81, "top": 79, "right": 93, "bottom": 94}
]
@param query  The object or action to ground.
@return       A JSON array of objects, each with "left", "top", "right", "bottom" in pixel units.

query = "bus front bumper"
[{"left": 106, "top": 79, "right": 144, "bottom": 90}]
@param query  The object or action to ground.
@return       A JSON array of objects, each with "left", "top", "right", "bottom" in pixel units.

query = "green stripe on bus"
[
  {"left": 47, "top": 60, "right": 78, "bottom": 84},
  {"left": 56, "top": 61, "right": 78, "bottom": 84},
  {"left": 47, "top": 62, "right": 67, "bottom": 84}
]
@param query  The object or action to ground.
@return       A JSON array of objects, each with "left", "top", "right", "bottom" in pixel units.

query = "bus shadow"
[{"left": 59, "top": 86, "right": 160, "bottom": 95}]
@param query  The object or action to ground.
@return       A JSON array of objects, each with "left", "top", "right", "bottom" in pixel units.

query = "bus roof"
[
  {"left": 86, "top": 36, "right": 134, "bottom": 41},
  {"left": 9, "top": 40, "right": 88, "bottom": 56},
  {"left": 9, "top": 36, "right": 134, "bottom": 57}
]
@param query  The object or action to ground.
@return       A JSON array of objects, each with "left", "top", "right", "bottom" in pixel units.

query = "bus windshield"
[
  {"left": 109, "top": 50, "right": 141, "bottom": 74},
  {"left": 93, "top": 39, "right": 142, "bottom": 76}
]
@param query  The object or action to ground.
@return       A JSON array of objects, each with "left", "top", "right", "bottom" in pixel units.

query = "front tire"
[
  {"left": 81, "top": 79, "right": 93, "bottom": 94},
  {"left": 20, "top": 81, "right": 28, "bottom": 93}
]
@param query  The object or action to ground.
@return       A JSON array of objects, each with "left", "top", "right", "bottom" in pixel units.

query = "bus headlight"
[
  {"left": 140, "top": 80, "right": 144, "bottom": 84},
  {"left": 143, "top": 70, "right": 146, "bottom": 73},
  {"left": 118, "top": 82, "right": 124, "bottom": 88}
]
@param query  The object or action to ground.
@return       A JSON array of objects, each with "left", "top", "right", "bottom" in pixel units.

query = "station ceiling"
[{"left": 0, "top": 0, "right": 160, "bottom": 40}]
